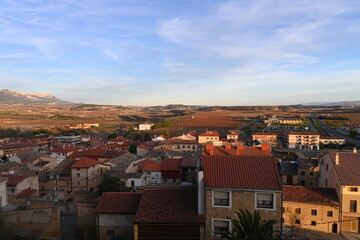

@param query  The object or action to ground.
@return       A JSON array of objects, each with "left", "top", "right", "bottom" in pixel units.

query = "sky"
[{"left": 0, "top": 0, "right": 360, "bottom": 106}]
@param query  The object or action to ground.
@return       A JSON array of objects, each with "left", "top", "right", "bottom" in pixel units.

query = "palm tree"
[{"left": 225, "top": 209, "right": 277, "bottom": 240}]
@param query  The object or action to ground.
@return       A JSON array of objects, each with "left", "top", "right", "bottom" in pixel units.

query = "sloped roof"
[
  {"left": 48, "top": 160, "right": 76, "bottom": 175},
  {"left": 283, "top": 186, "right": 339, "bottom": 206},
  {"left": 135, "top": 188, "right": 204, "bottom": 224},
  {"left": 328, "top": 152, "right": 360, "bottom": 186},
  {"left": 17, "top": 189, "right": 37, "bottom": 198},
  {"left": 0, "top": 174, "right": 28, "bottom": 186},
  {"left": 95, "top": 192, "right": 143, "bottom": 214},
  {"left": 203, "top": 155, "right": 281, "bottom": 190},
  {"left": 203, "top": 145, "right": 271, "bottom": 156},
  {"left": 142, "top": 162, "right": 162, "bottom": 172},
  {"left": 51, "top": 145, "right": 82, "bottom": 153},
  {"left": 161, "top": 158, "right": 182, "bottom": 172},
  {"left": 70, "top": 157, "right": 100, "bottom": 168},
  {"left": 199, "top": 131, "right": 219, "bottom": 137},
  {"left": 0, "top": 161, "right": 19, "bottom": 172}
]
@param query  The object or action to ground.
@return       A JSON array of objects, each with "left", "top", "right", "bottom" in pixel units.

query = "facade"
[
  {"left": 319, "top": 137, "right": 345, "bottom": 146},
  {"left": 287, "top": 132, "right": 320, "bottom": 150},
  {"left": 252, "top": 132, "right": 278, "bottom": 147},
  {"left": 134, "top": 188, "right": 204, "bottom": 240},
  {"left": 0, "top": 177, "right": 8, "bottom": 207},
  {"left": 226, "top": 130, "right": 240, "bottom": 140},
  {"left": 95, "top": 192, "right": 143, "bottom": 240},
  {"left": 70, "top": 157, "right": 106, "bottom": 194},
  {"left": 319, "top": 151, "right": 360, "bottom": 234},
  {"left": 0, "top": 174, "right": 39, "bottom": 202},
  {"left": 198, "top": 131, "right": 220, "bottom": 144},
  {"left": 0, "top": 143, "right": 36, "bottom": 157},
  {"left": 139, "top": 123, "right": 154, "bottom": 131},
  {"left": 50, "top": 145, "right": 82, "bottom": 164},
  {"left": 283, "top": 186, "right": 340, "bottom": 233},
  {"left": 298, "top": 158, "right": 319, "bottom": 187},
  {"left": 53, "top": 135, "right": 81, "bottom": 145},
  {"left": 203, "top": 144, "right": 271, "bottom": 156},
  {"left": 201, "top": 155, "right": 282, "bottom": 239},
  {"left": 160, "top": 139, "right": 199, "bottom": 151}
]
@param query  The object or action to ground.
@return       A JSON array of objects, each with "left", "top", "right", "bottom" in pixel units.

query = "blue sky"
[{"left": 0, "top": 0, "right": 359, "bottom": 105}]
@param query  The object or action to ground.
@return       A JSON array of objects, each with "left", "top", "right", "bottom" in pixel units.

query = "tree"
[
  {"left": 107, "top": 132, "right": 119, "bottom": 139},
  {"left": 226, "top": 209, "right": 277, "bottom": 240},
  {"left": 161, "top": 130, "right": 169, "bottom": 137},
  {"left": 97, "top": 177, "right": 121, "bottom": 195},
  {"left": 144, "top": 132, "right": 152, "bottom": 141},
  {"left": 129, "top": 143, "right": 137, "bottom": 154},
  {"left": 284, "top": 207, "right": 304, "bottom": 239}
]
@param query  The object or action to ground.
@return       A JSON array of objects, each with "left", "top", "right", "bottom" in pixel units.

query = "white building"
[
  {"left": 139, "top": 123, "right": 154, "bottom": 131},
  {"left": 287, "top": 132, "right": 320, "bottom": 150},
  {"left": 0, "top": 177, "right": 8, "bottom": 207}
]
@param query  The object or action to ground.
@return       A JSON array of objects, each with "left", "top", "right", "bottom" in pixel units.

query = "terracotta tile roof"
[
  {"left": 328, "top": 152, "right": 360, "bottom": 186},
  {"left": 187, "top": 131, "right": 199, "bottom": 137},
  {"left": 203, "top": 155, "right": 281, "bottom": 190},
  {"left": 283, "top": 186, "right": 339, "bottom": 206},
  {"left": 49, "top": 160, "right": 76, "bottom": 175},
  {"left": 161, "top": 139, "right": 198, "bottom": 145},
  {"left": 0, "top": 142, "right": 36, "bottom": 149},
  {"left": 51, "top": 145, "right": 82, "bottom": 153},
  {"left": 0, "top": 174, "right": 28, "bottom": 186},
  {"left": 253, "top": 132, "right": 277, "bottom": 136},
  {"left": 95, "top": 192, "right": 143, "bottom": 214},
  {"left": 137, "top": 159, "right": 156, "bottom": 171},
  {"left": 33, "top": 161, "right": 50, "bottom": 167},
  {"left": 142, "top": 162, "right": 162, "bottom": 172},
  {"left": 0, "top": 161, "right": 19, "bottom": 173},
  {"left": 107, "top": 137, "right": 130, "bottom": 143},
  {"left": 203, "top": 144, "right": 271, "bottom": 156},
  {"left": 199, "top": 131, "right": 219, "bottom": 137},
  {"left": 17, "top": 189, "right": 37, "bottom": 198},
  {"left": 161, "top": 158, "right": 182, "bottom": 172},
  {"left": 70, "top": 157, "right": 100, "bottom": 168},
  {"left": 137, "top": 144, "right": 153, "bottom": 151},
  {"left": 135, "top": 188, "right": 204, "bottom": 224}
]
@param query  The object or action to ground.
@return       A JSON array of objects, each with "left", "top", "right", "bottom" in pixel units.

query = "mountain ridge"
[{"left": 0, "top": 89, "right": 74, "bottom": 105}]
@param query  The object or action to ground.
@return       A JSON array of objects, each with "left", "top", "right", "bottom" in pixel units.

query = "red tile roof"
[
  {"left": 51, "top": 145, "right": 82, "bottom": 153},
  {"left": 203, "top": 144, "right": 271, "bottom": 156},
  {"left": 199, "top": 131, "right": 219, "bottom": 137},
  {"left": 70, "top": 157, "right": 100, "bottom": 168},
  {"left": 283, "top": 186, "right": 339, "bottom": 206},
  {"left": 161, "top": 158, "right": 182, "bottom": 172},
  {"left": 203, "top": 155, "right": 281, "bottom": 190},
  {"left": 95, "top": 192, "right": 143, "bottom": 214},
  {"left": 142, "top": 162, "right": 162, "bottom": 172},
  {"left": 17, "top": 189, "right": 37, "bottom": 198},
  {"left": 327, "top": 152, "right": 360, "bottom": 186},
  {"left": 135, "top": 188, "right": 204, "bottom": 224},
  {"left": 0, "top": 174, "right": 28, "bottom": 186}
]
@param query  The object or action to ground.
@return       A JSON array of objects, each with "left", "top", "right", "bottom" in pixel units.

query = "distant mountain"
[
  {"left": 0, "top": 89, "right": 74, "bottom": 105},
  {"left": 303, "top": 101, "right": 360, "bottom": 106}
]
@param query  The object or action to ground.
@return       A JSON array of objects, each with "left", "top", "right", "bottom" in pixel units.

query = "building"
[
  {"left": 0, "top": 143, "right": 37, "bottom": 157},
  {"left": 226, "top": 130, "right": 240, "bottom": 140},
  {"left": 252, "top": 132, "right": 278, "bottom": 147},
  {"left": 319, "top": 151, "right": 360, "bottom": 234},
  {"left": 298, "top": 158, "right": 319, "bottom": 187},
  {"left": 160, "top": 139, "right": 199, "bottom": 151},
  {"left": 53, "top": 135, "right": 81, "bottom": 145},
  {"left": 283, "top": 186, "right": 340, "bottom": 233},
  {"left": 203, "top": 144, "right": 271, "bottom": 156},
  {"left": 139, "top": 124, "right": 154, "bottom": 131},
  {"left": 0, "top": 177, "right": 8, "bottom": 207},
  {"left": 134, "top": 188, "right": 204, "bottom": 240},
  {"left": 0, "top": 174, "right": 39, "bottom": 203},
  {"left": 95, "top": 192, "right": 143, "bottom": 240},
  {"left": 319, "top": 137, "right": 345, "bottom": 146},
  {"left": 70, "top": 157, "right": 106, "bottom": 194},
  {"left": 279, "top": 161, "right": 298, "bottom": 185},
  {"left": 287, "top": 132, "right": 320, "bottom": 150},
  {"left": 201, "top": 155, "right": 282, "bottom": 239},
  {"left": 50, "top": 145, "right": 82, "bottom": 164},
  {"left": 198, "top": 131, "right": 220, "bottom": 144}
]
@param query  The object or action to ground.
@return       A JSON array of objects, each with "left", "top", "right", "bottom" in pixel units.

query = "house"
[
  {"left": 287, "top": 132, "right": 320, "bottom": 150},
  {"left": 175, "top": 132, "right": 198, "bottom": 141},
  {"left": 53, "top": 135, "right": 81, "bottom": 145},
  {"left": 252, "top": 132, "right": 278, "bottom": 147},
  {"left": 160, "top": 158, "right": 182, "bottom": 184},
  {"left": 283, "top": 186, "right": 340, "bottom": 233},
  {"left": 319, "top": 151, "right": 360, "bottom": 234},
  {"left": 139, "top": 123, "right": 154, "bottom": 131},
  {"left": 0, "top": 177, "right": 8, "bottom": 207},
  {"left": 0, "top": 161, "right": 20, "bottom": 173},
  {"left": 160, "top": 139, "right": 199, "bottom": 151},
  {"left": 50, "top": 145, "right": 82, "bottom": 164},
  {"left": 95, "top": 192, "right": 143, "bottom": 240},
  {"left": 298, "top": 158, "right": 319, "bottom": 187},
  {"left": 226, "top": 130, "right": 240, "bottom": 140},
  {"left": 70, "top": 157, "right": 106, "bottom": 194},
  {"left": 319, "top": 137, "right": 345, "bottom": 146},
  {"left": 201, "top": 155, "right": 282, "bottom": 239},
  {"left": 0, "top": 143, "right": 37, "bottom": 157},
  {"left": 198, "top": 131, "right": 220, "bottom": 144},
  {"left": 0, "top": 173, "right": 39, "bottom": 203},
  {"left": 203, "top": 144, "right": 271, "bottom": 156},
  {"left": 152, "top": 135, "right": 167, "bottom": 142},
  {"left": 134, "top": 188, "right": 204, "bottom": 240},
  {"left": 279, "top": 161, "right": 298, "bottom": 185}
]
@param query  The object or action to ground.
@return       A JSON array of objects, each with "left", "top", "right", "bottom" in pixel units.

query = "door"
[
  {"left": 332, "top": 223, "right": 337, "bottom": 233},
  {"left": 287, "top": 175, "right": 293, "bottom": 184}
]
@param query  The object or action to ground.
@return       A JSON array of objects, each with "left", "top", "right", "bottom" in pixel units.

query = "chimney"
[
  {"left": 209, "top": 147, "right": 214, "bottom": 156},
  {"left": 335, "top": 153, "right": 340, "bottom": 165},
  {"left": 261, "top": 144, "right": 269, "bottom": 151},
  {"left": 205, "top": 144, "right": 213, "bottom": 151},
  {"left": 354, "top": 148, "right": 358, "bottom": 154}
]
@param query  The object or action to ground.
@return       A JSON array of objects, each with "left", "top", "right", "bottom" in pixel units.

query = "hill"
[{"left": 0, "top": 89, "right": 73, "bottom": 105}]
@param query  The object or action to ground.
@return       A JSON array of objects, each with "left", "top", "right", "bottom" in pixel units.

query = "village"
[{"left": 0, "top": 114, "right": 360, "bottom": 240}]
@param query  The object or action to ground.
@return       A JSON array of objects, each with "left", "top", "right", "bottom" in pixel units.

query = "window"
[
  {"left": 131, "top": 180, "right": 135, "bottom": 187},
  {"left": 213, "top": 220, "right": 230, "bottom": 237},
  {"left": 107, "top": 230, "right": 115, "bottom": 237},
  {"left": 213, "top": 191, "right": 230, "bottom": 207},
  {"left": 77, "top": 173, "right": 80, "bottom": 177},
  {"left": 295, "top": 208, "right": 301, "bottom": 214},
  {"left": 326, "top": 163, "right": 328, "bottom": 171},
  {"left": 349, "top": 187, "right": 358, "bottom": 192},
  {"left": 295, "top": 219, "right": 300, "bottom": 224},
  {"left": 310, "top": 172, "right": 314, "bottom": 176},
  {"left": 256, "top": 193, "right": 274, "bottom": 209},
  {"left": 311, "top": 209, "right": 317, "bottom": 216},
  {"left": 300, "top": 171, "right": 305, "bottom": 176},
  {"left": 327, "top": 211, "right": 333, "bottom": 217},
  {"left": 300, "top": 180, "right": 305, "bottom": 186},
  {"left": 311, "top": 221, "right": 316, "bottom": 226},
  {"left": 350, "top": 200, "right": 357, "bottom": 212}
]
